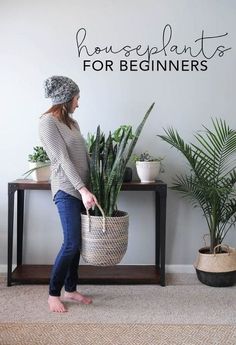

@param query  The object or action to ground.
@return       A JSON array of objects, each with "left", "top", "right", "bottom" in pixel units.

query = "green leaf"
[
  {"left": 89, "top": 103, "right": 155, "bottom": 216},
  {"left": 159, "top": 118, "right": 236, "bottom": 252}
]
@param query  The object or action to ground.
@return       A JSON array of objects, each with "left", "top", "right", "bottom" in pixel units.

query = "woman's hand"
[{"left": 79, "top": 186, "right": 97, "bottom": 209}]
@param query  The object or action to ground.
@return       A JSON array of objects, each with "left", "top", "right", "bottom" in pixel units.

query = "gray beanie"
[{"left": 44, "top": 76, "right": 79, "bottom": 105}]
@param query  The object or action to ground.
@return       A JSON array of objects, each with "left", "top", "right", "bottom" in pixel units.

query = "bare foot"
[
  {"left": 48, "top": 296, "right": 67, "bottom": 313},
  {"left": 64, "top": 291, "right": 92, "bottom": 304}
]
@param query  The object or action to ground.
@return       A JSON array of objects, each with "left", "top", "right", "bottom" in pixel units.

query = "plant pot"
[
  {"left": 136, "top": 161, "right": 160, "bottom": 183},
  {"left": 28, "top": 162, "right": 51, "bottom": 182},
  {"left": 81, "top": 203, "right": 129, "bottom": 266},
  {"left": 123, "top": 167, "right": 132, "bottom": 182},
  {"left": 194, "top": 245, "right": 236, "bottom": 287}
]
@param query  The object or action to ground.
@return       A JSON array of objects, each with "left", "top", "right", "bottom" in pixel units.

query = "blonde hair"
[{"left": 43, "top": 100, "right": 76, "bottom": 129}]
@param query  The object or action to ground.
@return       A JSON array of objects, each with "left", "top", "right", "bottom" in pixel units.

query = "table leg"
[
  {"left": 155, "top": 192, "right": 160, "bottom": 268},
  {"left": 7, "top": 184, "right": 16, "bottom": 286},
  {"left": 17, "top": 190, "right": 24, "bottom": 265},
  {"left": 159, "top": 185, "right": 167, "bottom": 286}
]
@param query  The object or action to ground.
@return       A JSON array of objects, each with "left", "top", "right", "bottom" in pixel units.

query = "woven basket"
[
  {"left": 194, "top": 244, "right": 236, "bottom": 273},
  {"left": 81, "top": 203, "right": 129, "bottom": 266}
]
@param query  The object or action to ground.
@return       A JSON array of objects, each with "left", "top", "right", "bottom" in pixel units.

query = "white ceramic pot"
[
  {"left": 28, "top": 162, "right": 51, "bottom": 182},
  {"left": 136, "top": 161, "right": 161, "bottom": 183}
]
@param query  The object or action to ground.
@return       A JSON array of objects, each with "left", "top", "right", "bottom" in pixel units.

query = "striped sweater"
[{"left": 38, "top": 114, "right": 90, "bottom": 200}]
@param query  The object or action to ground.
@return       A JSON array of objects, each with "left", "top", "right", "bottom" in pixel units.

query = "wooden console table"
[{"left": 7, "top": 179, "right": 167, "bottom": 286}]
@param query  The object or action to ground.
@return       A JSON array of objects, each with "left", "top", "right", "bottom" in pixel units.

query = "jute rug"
[
  {"left": 1, "top": 275, "right": 236, "bottom": 324},
  {"left": 1, "top": 323, "right": 236, "bottom": 345}
]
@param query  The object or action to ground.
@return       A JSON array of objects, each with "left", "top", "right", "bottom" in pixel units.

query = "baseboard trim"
[
  {"left": 0, "top": 265, "right": 7, "bottom": 276},
  {"left": 0, "top": 264, "right": 17, "bottom": 276},
  {"left": 0, "top": 264, "right": 195, "bottom": 276},
  {"left": 166, "top": 265, "right": 195, "bottom": 273}
]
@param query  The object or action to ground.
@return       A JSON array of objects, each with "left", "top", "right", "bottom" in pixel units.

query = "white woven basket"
[
  {"left": 81, "top": 203, "right": 129, "bottom": 266},
  {"left": 194, "top": 244, "right": 236, "bottom": 273}
]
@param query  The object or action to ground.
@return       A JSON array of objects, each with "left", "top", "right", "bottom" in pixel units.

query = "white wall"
[{"left": 0, "top": 0, "right": 236, "bottom": 269}]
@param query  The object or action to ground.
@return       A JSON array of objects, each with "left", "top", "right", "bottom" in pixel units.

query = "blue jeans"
[{"left": 49, "top": 190, "right": 83, "bottom": 296}]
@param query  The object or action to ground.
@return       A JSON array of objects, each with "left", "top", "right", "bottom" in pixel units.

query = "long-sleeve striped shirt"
[{"left": 38, "top": 114, "right": 90, "bottom": 200}]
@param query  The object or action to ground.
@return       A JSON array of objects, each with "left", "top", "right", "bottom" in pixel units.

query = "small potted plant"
[
  {"left": 159, "top": 119, "right": 236, "bottom": 287},
  {"left": 24, "top": 146, "right": 51, "bottom": 181},
  {"left": 132, "top": 151, "right": 164, "bottom": 183}
]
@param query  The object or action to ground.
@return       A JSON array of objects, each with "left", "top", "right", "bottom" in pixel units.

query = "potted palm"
[
  {"left": 23, "top": 146, "right": 51, "bottom": 181},
  {"left": 159, "top": 118, "right": 236, "bottom": 286},
  {"left": 132, "top": 151, "right": 164, "bottom": 183},
  {"left": 81, "top": 103, "right": 155, "bottom": 266}
]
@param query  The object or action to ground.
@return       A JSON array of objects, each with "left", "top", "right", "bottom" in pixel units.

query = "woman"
[{"left": 39, "top": 76, "right": 97, "bottom": 313}]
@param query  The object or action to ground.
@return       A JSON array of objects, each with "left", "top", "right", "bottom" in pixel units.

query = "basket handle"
[
  {"left": 213, "top": 244, "right": 230, "bottom": 256},
  {"left": 86, "top": 202, "right": 106, "bottom": 233}
]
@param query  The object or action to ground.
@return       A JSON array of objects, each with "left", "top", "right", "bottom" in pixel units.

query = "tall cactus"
[{"left": 89, "top": 103, "right": 155, "bottom": 216}]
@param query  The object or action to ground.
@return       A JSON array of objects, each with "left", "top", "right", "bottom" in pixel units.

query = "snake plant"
[
  {"left": 159, "top": 118, "right": 236, "bottom": 253},
  {"left": 89, "top": 103, "right": 155, "bottom": 216}
]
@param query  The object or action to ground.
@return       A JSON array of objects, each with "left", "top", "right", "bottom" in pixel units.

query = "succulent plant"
[
  {"left": 28, "top": 146, "right": 50, "bottom": 163},
  {"left": 132, "top": 151, "right": 163, "bottom": 162},
  {"left": 23, "top": 146, "right": 50, "bottom": 178}
]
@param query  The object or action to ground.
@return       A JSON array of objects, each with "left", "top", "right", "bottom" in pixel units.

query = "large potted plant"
[
  {"left": 159, "top": 118, "right": 236, "bottom": 286},
  {"left": 81, "top": 103, "right": 155, "bottom": 266},
  {"left": 87, "top": 125, "right": 135, "bottom": 183}
]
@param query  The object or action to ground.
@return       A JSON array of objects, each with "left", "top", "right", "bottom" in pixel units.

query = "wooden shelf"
[
  {"left": 8, "top": 180, "right": 166, "bottom": 286},
  {"left": 11, "top": 265, "right": 160, "bottom": 285}
]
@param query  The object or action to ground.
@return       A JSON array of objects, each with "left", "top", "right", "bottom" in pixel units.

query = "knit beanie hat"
[{"left": 44, "top": 76, "right": 79, "bottom": 105}]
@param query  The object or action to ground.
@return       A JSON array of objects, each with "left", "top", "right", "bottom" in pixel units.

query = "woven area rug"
[
  {"left": 1, "top": 275, "right": 236, "bottom": 344},
  {"left": 1, "top": 275, "right": 236, "bottom": 324},
  {"left": 1, "top": 323, "right": 236, "bottom": 345}
]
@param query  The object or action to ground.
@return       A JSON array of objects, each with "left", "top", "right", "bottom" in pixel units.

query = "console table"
[{"left": 8, "top": 179, "right": 167, "bottom": 286}]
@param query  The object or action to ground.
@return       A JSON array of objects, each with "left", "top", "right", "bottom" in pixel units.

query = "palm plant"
[
  {"left": 158, "top": 118, "right": 236, "bottom": 253},
  {"left": 89, "top": 103, "right": 155, "bottom": 216}
]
